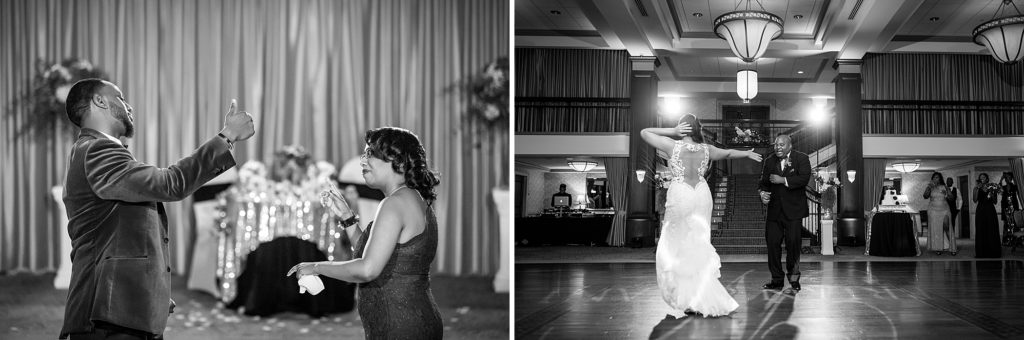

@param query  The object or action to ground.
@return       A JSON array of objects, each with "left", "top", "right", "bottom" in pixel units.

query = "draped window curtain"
[
  {"left": 862, "top": 53, "right": 1024, "bottom": 101},
  {"left": 514, "top": 48, "right": 632, "bottom": 133},
  {"left": 863, "top": 159, "right": 887, "bottom": 211},
  {"left": 0, "top": 0, "right": 508, "bottom": 276},
  {"left": 861, "top": 53, "right": 1024, "bottom": 135},
  {"left": 603, "top": 157, "right": 629, "bottom": 246}
]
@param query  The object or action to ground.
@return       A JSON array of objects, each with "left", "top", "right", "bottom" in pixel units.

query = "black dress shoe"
[
  {"left": 790, "top": 281, "right": 801, "bottom": 291},
  {"left": 762, "top": 282, "right": 784, "bottom": 290}
]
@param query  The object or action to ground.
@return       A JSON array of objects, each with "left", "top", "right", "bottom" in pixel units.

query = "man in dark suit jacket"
[
  {"left": 59, "top": 79, "right": 254, "bottom": 339},
  {"left": 758, "top": 135, "right": 811, "bottom": 292}
]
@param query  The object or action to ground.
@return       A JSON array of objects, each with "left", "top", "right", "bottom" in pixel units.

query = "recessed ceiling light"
[
  {"left": 794, "top": 14, "right": 804, "bottom": 19},
  {"left": 550, "top": 10, "right": 561, "bottom": 15},
  {"left": 797, "top": 70, "right": 804, "bottom": 74},
  {"left": 693, "top": 13, "right": 703, "bottom": 17},
  {"left": 929, "top": 17, "right": 939, "bottom": 21}
]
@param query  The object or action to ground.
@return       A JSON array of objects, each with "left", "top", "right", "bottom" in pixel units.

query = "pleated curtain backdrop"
[
  {"left": 514, "top": 48, "right": 632, "bottom": 133},
  {"left": 514, "top": 48, "right": 631, "bottom": 98},
  {"left": 862, "top": 53, "right": 1024, "bottom": 101},
  {"left": 0, "top": 0, "right": 508, "bottom": 276},
  {"left": 603, "top": 157, "right": 629, "bottom": 246}
]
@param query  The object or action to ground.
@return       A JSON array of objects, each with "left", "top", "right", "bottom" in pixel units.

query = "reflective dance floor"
[{"left": 515, "top": 261, "right": 1024, "bottom": 339}]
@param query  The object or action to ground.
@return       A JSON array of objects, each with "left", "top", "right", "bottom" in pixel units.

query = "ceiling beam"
[
  {"left": 827, "top": 0, "right": 927, "bottom": 60},
  {"left": 580, "top": 0, "right": 654, "bottom": 56}
]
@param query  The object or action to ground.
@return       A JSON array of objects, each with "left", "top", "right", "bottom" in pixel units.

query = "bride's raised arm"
[
  {"left": 640, "top": 122, "right": 691, "bottom": 154},
  {"left": 707, "top": 145, "right": 763, "bottom": 163}
]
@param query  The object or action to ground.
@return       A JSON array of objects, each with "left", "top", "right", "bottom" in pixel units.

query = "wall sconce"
[
  {"left": 846, "top": 170, "right": 857, "bottom": 183},
  {"left": 635, "top": 170, "right": 646, "bottom": 183}
]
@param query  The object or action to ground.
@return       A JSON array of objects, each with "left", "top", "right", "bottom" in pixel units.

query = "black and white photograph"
[
  {"left": 0, "top": 0, "right": 509, "bottom": 339},
  {"left": 514, "top": 0, "right": 1024, "bottom": 339}
]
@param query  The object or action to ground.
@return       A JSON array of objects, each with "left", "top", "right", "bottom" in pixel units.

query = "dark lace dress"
[{"left": 353, "top": 207, "right": 443, "bottom": 339}]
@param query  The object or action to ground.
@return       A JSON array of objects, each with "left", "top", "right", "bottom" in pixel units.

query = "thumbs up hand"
[{"left": 219, "top": 99, "right": 255, "bottom": 142}]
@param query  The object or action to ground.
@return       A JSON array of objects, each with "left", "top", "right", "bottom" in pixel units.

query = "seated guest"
[{"left": 551, "top": 183, "right": 572, "bottom": 208}]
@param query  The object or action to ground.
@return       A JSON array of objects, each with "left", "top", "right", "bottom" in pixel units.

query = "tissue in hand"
[{"left": 297, "top": 275, "right": 325, "bottom": 295}]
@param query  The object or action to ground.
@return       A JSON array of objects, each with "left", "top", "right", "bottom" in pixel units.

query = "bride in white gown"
[{"left": 641, "top": 114, "right": 762, "bottom": 318}]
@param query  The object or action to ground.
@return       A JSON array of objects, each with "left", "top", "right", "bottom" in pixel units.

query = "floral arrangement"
[
  {"left": 467, "top": 57, "right": 508, "bottom": 124},
  {"left": 22, "top": 58, "right": 108, "bottom": 135},
  {"left": 233, "top": 158, "right": 337, "bottom": 204},
  {"left": 982, "top": 182, "right": 1002, "bottom": 199},
  {"left": 814, "top": 169, "right": 840, "bottom": 216},
  {"left": 654, "top": 172, "right": 674, "bottom": 189},
  {"left": 730, "top": 126, "right": 766, "bottom": 145}
]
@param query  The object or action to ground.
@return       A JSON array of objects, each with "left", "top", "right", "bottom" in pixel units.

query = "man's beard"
[{"left": 113, "top": 106, "right": 134, "bottom": 138}]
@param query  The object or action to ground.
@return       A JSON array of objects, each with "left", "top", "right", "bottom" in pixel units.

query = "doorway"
[
  {"left": 959, "top": 175, "right": 970, "bottom": 238},
  {"left": 515, "top": 175, "right": 525, "bottom": 218}
]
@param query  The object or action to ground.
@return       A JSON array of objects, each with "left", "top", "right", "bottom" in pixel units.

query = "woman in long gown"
[
  {"left": 640, "top": 114, "right": 762, "bottom": 318},
  {"left": 975, "top": 173, "right": 1002, "bottom": 258},
  {"left": 288, "top": 127, "right": 443, "bottom": 339},
  {"left": 924, "top": 172, "right": 955, "bottom": 255}
]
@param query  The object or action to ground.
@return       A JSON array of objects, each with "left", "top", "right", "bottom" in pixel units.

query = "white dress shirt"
[{"left": 779, "top": 152, "right": 791, "bottom": 187}]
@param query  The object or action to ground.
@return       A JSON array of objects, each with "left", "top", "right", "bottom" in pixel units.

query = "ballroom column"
[
  {"left": 834, "top": 59, "right": 865, "bottom": 246},
  {"left": 626, "top": 56, "right": 659, "bottom": 247}
]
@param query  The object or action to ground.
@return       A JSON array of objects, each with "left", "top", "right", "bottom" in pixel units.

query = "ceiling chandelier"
[
  {"left": 714, "top": 0, "right": 784, "bottom": 63},
  {"left": 892, "top": 162, "right": 920, "bottom": 173},
  {"left": 973, "top": 0, "right": 1024, "bottom": 64},
  {"left": 737, "top": 69, "right": 758, "bottom": 103},
  {"left": 567, "top": 160, "right": 597, "bottom": 172}
]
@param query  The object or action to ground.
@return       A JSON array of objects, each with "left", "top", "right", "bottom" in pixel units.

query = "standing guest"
[
  {"left": 1000, "top": 172, "right": 1021, "bottom": 221},
  {"left": 975, "top": 173, "right": 1002, "bottom": 258},
  {"left": 924, "top": 172, "right": 955, "bottom": 255},
  {"left": 60, "top": 79, "right": 254, "bottom": 339},
  {"left": 946, "top": 177, "right": 961, "bottom": 238},
  {"left": 288, "top": 127, "right": 443, "bottom": 339}
]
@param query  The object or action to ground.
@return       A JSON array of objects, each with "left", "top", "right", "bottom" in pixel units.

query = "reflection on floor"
[
  {"left": 0, "top": 273, "right": 508, "bottom": 340},
  {"left": 516, "top": 261, "right": 1024, "bottom": 339},
  {"left": 516, "top": 238, "right": 1024, "bottom": 264}
]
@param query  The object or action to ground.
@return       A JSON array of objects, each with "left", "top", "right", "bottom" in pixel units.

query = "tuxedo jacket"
[
  {"left": 60, "top": 128, "right": 235, "bottom": 338},
  {"left": 758, "top": 151, "right": 812, "bottom": 221}
]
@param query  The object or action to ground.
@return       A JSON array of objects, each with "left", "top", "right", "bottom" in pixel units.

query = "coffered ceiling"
[{"left": 515, "top": 0, "right": 1007, "bottom": 97}]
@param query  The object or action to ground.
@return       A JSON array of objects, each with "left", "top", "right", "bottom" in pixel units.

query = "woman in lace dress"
[
  {"left": 640, "top": 114, "right": 762, "bottom": 318},
  {"left": 288, "top": 127, "right": 443, "bottom": 339}
]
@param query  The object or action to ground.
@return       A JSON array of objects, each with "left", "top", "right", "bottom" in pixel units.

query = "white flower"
[{"left": 483, "top": 104, "right": 501, "bottom": 120}]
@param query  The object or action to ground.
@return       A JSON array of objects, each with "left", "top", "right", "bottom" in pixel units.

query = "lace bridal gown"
[{"left": 656, "top": 141, "right": 739, "bottom": 317}]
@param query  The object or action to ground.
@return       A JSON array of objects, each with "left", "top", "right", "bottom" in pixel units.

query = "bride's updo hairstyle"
[
  {"left": 677, "top": 113, "right": 705, "bottom": 143},
  {"left": 364, "top": 127, "right": 441, "bottom": 203}
]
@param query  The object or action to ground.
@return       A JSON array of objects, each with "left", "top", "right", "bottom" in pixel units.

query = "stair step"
[
  {"left": 711, "top": 237, "right": 766, "bottom": 246},
  {"left": 713, "top": 245, "right": 768, "bottom": 255},
  {"left": 716, "top": 229, "right": 764, "bottom": 237}
]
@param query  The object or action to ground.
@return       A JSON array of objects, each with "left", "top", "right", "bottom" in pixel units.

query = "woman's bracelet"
[{"left": 336, "top": 214, "right": 360, "bottom": 229}]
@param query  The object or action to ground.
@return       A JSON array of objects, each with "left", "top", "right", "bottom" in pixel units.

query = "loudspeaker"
[
  {"left": 836, "top": 217, "right": 865, "bottom": 246},
  {"left": 626, "top": 218, "right": 656, "bottom": 248}
]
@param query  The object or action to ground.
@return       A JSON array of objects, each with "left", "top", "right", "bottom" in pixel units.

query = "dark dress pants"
[
  {"left": 766, "top": 217, "right": 802, "bottom": 283},
  {"left": 67, "top": 321, "right": 160, "bottom": 340}
]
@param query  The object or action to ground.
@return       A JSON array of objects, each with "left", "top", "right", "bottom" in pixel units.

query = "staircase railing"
[{"left": 803, "top": 188, "right": 823, "bottom": 251}]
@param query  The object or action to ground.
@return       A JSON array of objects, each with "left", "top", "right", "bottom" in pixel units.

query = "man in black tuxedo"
[{"left": 758, "top": 135, "right": 811, "bottom": 291}]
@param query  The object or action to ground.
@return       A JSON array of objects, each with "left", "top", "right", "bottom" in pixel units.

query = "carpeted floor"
[
  {"left": 0, "top": 274, "right": 508, "bottom": 340},
  {"left": 516, "top": 237, "right": 1024, "bottom": 264}
]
